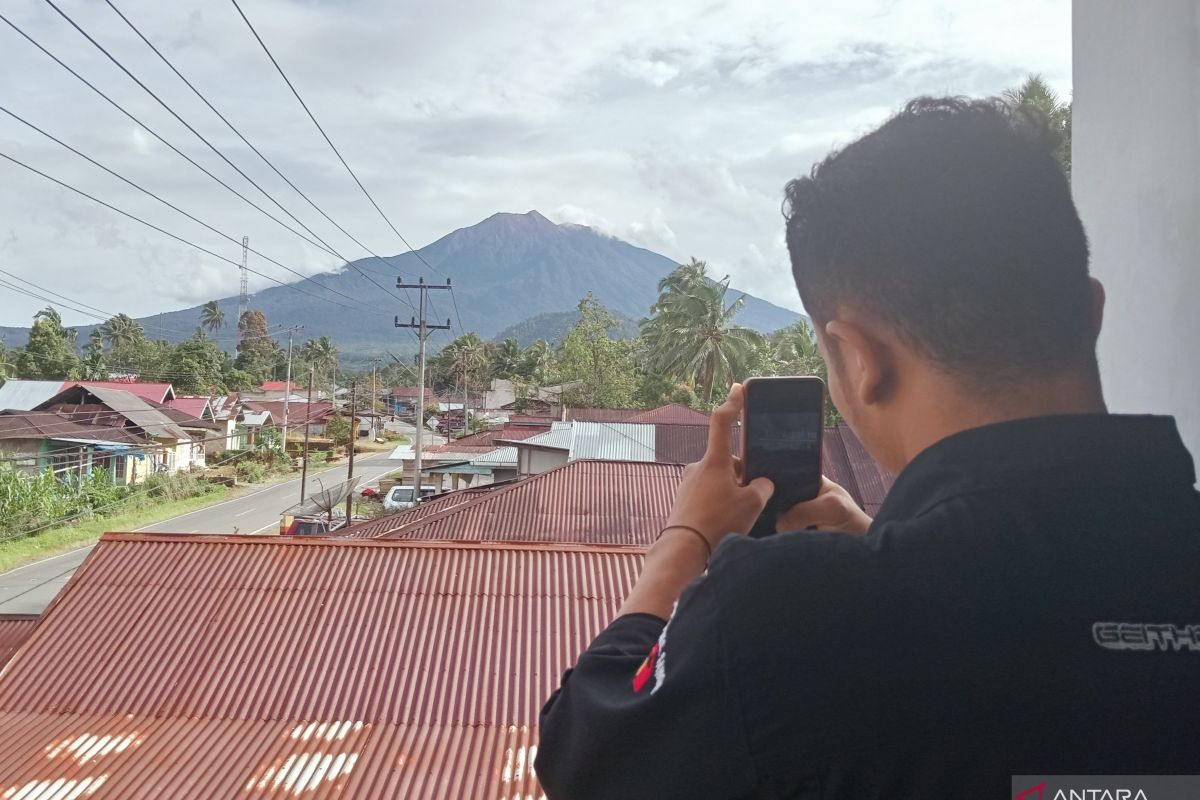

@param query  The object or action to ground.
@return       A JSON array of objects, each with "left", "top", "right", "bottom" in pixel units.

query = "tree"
[
  {"left": 99, "top": 313, "right": 145, "bottom": 368},
  {"left": 16, "top": 306, "right": 80, "bottom": 380},
  {"left": 520, "top": 339, "right": 555, "bottom": 384},
  {"left": 1004, "top": 73, "right": 1072, "bottom": 177},
  {"left": 235, "top": 310, "right": 284, "bottom": 384},
  {"left": 557, "top": 294, "right": 638, "bottom": 408},
  {"left": 640, "top": 262, "right": 765, "bottom": 405},
  {"left": 491, "top": 337, "right": 523, "bottom": 379},
  {"left": 80, "top": 330, "right": 108, "bottom": 380},
  {"left": 200, "top": 300, "right": 225, "bottom": 336},
  {"left": 325, "top": 413, "right": 352, "bottom": 447},
  {"left": 0, "top": 341, "right": 19, "bottom": 382},
  {"left": 300, "top": 336, "right": 339, "bottom": 393},
  {"left": 169, "top": 333, "right": 230, "bottom": 395}
]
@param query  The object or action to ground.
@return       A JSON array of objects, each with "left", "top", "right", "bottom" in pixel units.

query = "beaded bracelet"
[{"left": 656, "top": 524, "right": 713, "bottom": 562}]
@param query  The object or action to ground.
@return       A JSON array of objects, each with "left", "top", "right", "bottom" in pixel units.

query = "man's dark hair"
[{"left": 783, "top": 96, "right": 1092, "bottom": 385}]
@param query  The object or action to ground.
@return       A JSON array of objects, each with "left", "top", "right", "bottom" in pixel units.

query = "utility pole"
[
  {"left": 299, "top": 364, "right": 315, "bottom": 503},
  {"left": 370, "top": 356, "right": 382, "bottom": 425},
  {"left": 344, "top": 381, "right": 356, "bottom": 525},
  {"left": 281, "top": 325, "right": 302, "bottom": 453},
  {"left": 395, "top": 277, "right": 451, "bottom": 501}
]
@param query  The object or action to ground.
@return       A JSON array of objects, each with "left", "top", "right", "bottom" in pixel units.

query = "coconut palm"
[
  {"left": 492, "top": 337, "right": 523, "bottom": 378},
  {"left": 300, "top": 336, "right": 339, "bottom": 389},
  {"left": 642, "top": 270, "right": 765, "bottom": 405},
  {"left": 521, "top": 339, "right": 555, "bottom": 384},
  {"left": 200, "top": 300, "right": 225, "bottom": 335},
  {"left": 99, "top": 313, "right": 144, "bottom": 361},
  {"left": 1004, "top": 74, "right": 1072, "bottom": 176}
]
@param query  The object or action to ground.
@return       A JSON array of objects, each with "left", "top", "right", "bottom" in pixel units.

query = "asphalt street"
[{"left": 0, "top": 453, "right": 401, "bottom": 615}]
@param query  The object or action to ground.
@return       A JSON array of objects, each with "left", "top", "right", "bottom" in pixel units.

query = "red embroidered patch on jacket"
[{"left": 632, "top": 643, "right": 660, "bottom": 693}]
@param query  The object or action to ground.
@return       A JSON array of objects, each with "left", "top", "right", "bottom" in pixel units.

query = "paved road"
[{"left": 0, "top": 454, "right": 400, "bottom": 616}]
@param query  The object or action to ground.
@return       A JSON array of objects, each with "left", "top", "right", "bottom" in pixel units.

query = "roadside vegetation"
[{"left": 0, "top": 484, "right": 234, "bottom": 573}]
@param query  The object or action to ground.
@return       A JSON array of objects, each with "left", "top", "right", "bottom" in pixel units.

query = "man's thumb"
[{"left": 747, "top": 477, "right": 775, "bottom": 507}]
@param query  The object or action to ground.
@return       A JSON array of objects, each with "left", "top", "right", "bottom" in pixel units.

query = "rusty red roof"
[
  {"left": 257, "top": 380, "right": 300, "bottom": 392},
  {"left": 0, "top": 410, "right": 145, "bottom": 444},
  {"left": 340, "top": 483, "right": 512, "bottom": 539},
  {"left": 370, "top": 459, "right": 683, "bottom": 546},
  {"left": 241, "top": 400, "right": 334, "bottom": 425},
  {"left": 0, "top": 614, "right": 38, "bottom": 668},
  {"left": 164, "top": 395, "right": 213, "bottom": 420},
  {"left": 564, "top": 407, "right": 640, "bottom": 423},
  {"left": 0, "top": 535, "right": 642, "bottom": 799},
  {"left": 625, "top": 403, "right": 711, "bottom": 425},
  {"left": 446, "top": 425, "right": 549, "bottom": 449},
  {"left": 825, "top": 422, "right": 895, "bottom": 515}
]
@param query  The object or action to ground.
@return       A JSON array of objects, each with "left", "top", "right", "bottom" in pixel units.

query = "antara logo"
[{"left": 1015, "top": 785, "right": 1149, "bottom": 800}]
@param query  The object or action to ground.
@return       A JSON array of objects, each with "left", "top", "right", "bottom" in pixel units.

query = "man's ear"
[
  {"left": 1088, "top": 277, "right": 1106, "bottom": 344},
  {"left": 823, "top": 319, "right": 893, "bottom": 406}
]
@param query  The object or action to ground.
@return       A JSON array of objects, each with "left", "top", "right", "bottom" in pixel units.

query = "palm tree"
[
  {"left": 1004, "top": 74, "right": 1072, "bottom": 176},
  {"left": 200, "top": 300, "right": 225, "bottom": 335},
  {"left": 80, "top": 330, "right": 107, "bottom": 380},
  {"left": 493, "top": 337, "right": 522, "bottom": 378},
  {"left": 652, "top": 257, "right": 708, "bottom": 311},
  {"left": 521, "top": 339, "right": 555, "bottom": 384},
  {"left": 34, "top": 306, "right": 62, "bottom": 329},
  {"left": 99, "top": 313, "right": 144, "bottom": 362},
  {"left": 772, "top": 320, "right": 820, "bottom": 368},
  {"left": 642, "top": 271, "right": 765, "bottom": 405},
  {"left": 300, "top": 336, "right": 338, "bottom": 390}
]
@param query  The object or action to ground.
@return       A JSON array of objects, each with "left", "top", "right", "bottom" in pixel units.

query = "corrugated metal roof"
[
  {"left": 242, "top": 410, "right": 272, "bottom": 426},
  {"left": 653, "top": 423, "right": 742, "bottom": 464},
  {"left": 76, "top": 381, "right": 174, "bottom": 404},
  {"left": 511, "top": 420, "right": 573, "bottom": 451},
  {"left": 0, "top": 381, "right": 66, "bottom": 412},
  {"left": 564, "top": 407, "right": 641, "bottom": 423},
  {"left": 0, "top": 614, "right": 38, "bottom": 668},
  {"left": 568, "top": 422, "right": 656, "bottom": 461},
  {"left": 45, "top": 385, "right": 189, "bottom": 441},
  {"left": 241, "top": 400, "right": 334, "bottom": 425},
  {"left": 829, "top": 422, "right": 895, "bottom": 515},
  {"left": 0, "top": 535, "right": 641, "bottom": 799},
  {"left": 471, "top": 445, "right": 517, "bottom": 467},
  {"left": 340, "top": 483, "right": 511, "bottom": 538},
  {"left": 164, "top": 396, "right": 213, "bottom": 420},
  {"left": 375, "top": 459, "right": 683, "bottom": 546},
  {"left": 0, "top": 411, "right": 144, "bottom": 444},
  {"left": 625, "top": 403, "right": 711, "bottom": 425}
]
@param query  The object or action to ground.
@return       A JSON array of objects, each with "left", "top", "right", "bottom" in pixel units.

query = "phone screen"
[{"left": 741, "top": 377, "right": 825, "bottom": 516}]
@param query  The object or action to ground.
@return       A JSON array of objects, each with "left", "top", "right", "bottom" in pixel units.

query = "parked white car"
[{"left": 383, "top": 484, "right": 438, "bottom": 512}]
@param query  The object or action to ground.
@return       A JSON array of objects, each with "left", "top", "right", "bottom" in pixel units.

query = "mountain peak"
[{"left": 474, "top": 209, "right": 560, "bottom": 235}]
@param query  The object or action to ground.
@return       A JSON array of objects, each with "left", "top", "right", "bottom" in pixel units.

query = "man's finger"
[
  {"left": 707, "top": 383, "right": 743, "bottom": 462},
  {"left": 776, "top": 493, "right": 838, "bottom": 532},
  {"left": 746, "top": 476, "right": 774, "bottom": 508}
]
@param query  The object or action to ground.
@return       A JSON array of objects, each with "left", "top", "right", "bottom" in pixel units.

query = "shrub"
[{"left": 235, "top": 462, "right": 267, "bottom": 483}]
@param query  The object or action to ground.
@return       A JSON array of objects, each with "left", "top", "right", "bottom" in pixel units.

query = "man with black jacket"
[{"left": 535, "top": 97, "right": 1200, "bottom": 798}]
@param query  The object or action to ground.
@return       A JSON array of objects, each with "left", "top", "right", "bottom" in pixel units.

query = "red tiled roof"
[
  {"left": 0, "top": 614, "right": 38, "bottom": 668},
  {"left": 0, "top": 535, "right": 641, "bottom": 798},
  {"left": 372, "top": 459, "right": 683, "bottom": 546},
  {"left": 71, "top": 381, "right": 174, "bottom": 404},
  {"left": 626, "top": 403, "right": 711, "bottom": 425}
]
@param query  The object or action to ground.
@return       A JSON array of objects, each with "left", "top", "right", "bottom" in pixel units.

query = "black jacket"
[{"left": 537, "top": 415, "right": 1200, "bottom": 798}]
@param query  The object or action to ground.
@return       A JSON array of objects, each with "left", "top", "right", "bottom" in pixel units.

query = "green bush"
[
  {"left": 236, "top": 462, "right": 267, "bottom": 483},
  {"left": 306, "top": 451, "right": 329, "bottom": 467}
]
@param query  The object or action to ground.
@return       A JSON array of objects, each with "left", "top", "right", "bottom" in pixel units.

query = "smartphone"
[{"left": 740, "top": 376, "right": 825, "bottom": 517}]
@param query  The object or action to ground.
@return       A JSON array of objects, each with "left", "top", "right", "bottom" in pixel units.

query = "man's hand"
[
  {"left": 617, "top": 384, "right": 773, "bottom": 620},
  {"left": 665, "top": 384, "right": 775, "bottom": 552},
  {"left": 775, "top": 476, "right": 873, "bottom": 535}
]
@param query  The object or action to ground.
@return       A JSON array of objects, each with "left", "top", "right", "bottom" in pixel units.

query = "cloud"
[{"left": 0, "top": 0, "right": 1071, "bottom": 326}]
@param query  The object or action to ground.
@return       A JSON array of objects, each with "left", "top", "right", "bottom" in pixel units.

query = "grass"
[{"left": 0, "top": 486, "right": 234, "bottom": 574}]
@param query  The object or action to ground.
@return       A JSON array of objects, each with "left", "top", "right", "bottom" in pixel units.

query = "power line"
[
  {"left": 40, "top": 0, "right": 351, "bottom": 264},
  {"left": 0, "top": 10, "right": 340, "bottom": 260},
  {"left": 102, "top": 0, "right": 417, "bottom": 315},
  {"left": 0, "top": 105, "right": 392, "bottom": 316},
  {"left": 0, "top": 150, "right": 371, "bottom": 315},
  {"left": 229, "top": 0, "right": 436, "bottom": 318}
]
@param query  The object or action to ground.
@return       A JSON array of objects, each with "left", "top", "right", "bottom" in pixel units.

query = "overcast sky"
[{"left": 0, "top": 0, "right": 1071, "bottom": 330}]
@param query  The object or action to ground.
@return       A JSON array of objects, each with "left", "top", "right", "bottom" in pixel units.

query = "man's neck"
[{"left": 897, "top": 369, "right": 1107, "bottom": 469}]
